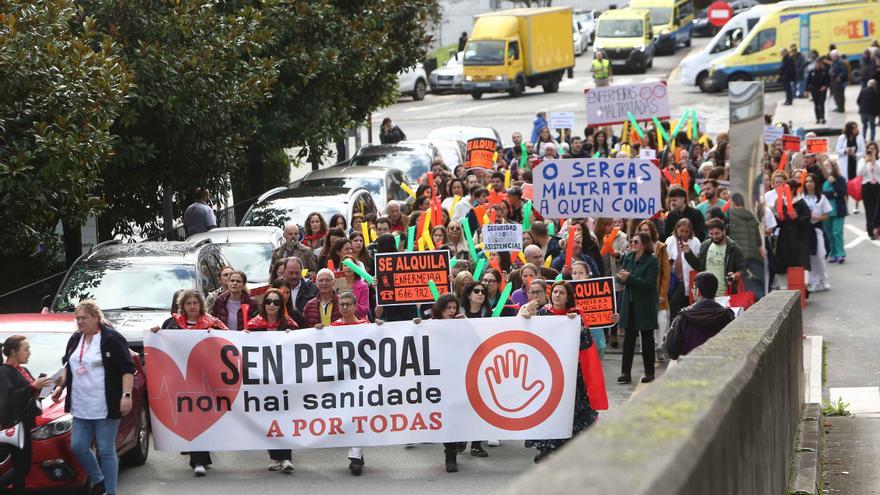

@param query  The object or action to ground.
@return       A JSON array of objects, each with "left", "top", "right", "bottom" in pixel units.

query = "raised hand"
[{"left": 484, "top": 349, "right": 545, "bottom": 413}]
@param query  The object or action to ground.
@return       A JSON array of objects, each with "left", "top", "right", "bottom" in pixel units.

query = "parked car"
[
  {"left": 0, "top": 313, "right": 150, "bottom": 493},
  {"left": 429, "top": 52, "right": 465, "bottom": 94},
  {"left": 242, "top": 186, "right": 378, "bottom": 231},
  {"left": 46, "top": 240, "right": 230, "bottom": 349},
  {"left": 427, "top": 126, "right": 505, "bottom": 149},
  {"left": 574, "top": 19, "right": 590, "bottom": 56},
  {"left": 186, "top": 227, "right": 283, "bottom": 287},
  {"left": 349, "top": 142, "right": 441, "bottom": 186},
  {"left": 692, "top": 0, "right": 758, "bottom": 37},
  {"left": 397, "top": 62, "right": 428, "bottom": 101},
  {"left": 574, "top": 9, "right": 600, "bottom": 44},
  {"left": 298, "top": 166, "right": 412, "bottom": 213},
  {"left": 404, "top": 139, "right": 466, "bottom": 170}
]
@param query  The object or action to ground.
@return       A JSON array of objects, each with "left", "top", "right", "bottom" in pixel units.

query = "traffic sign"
[{"left": 707, "top": 1, "right": 733, "bottom": 27}]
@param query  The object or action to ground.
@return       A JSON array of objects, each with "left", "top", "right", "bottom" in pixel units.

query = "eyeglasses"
[
  {"left": 472, "top": 288, "right": 485, "bottom": 294},
  {"left": 528, "top": 290, "right": 544, "bottom": 295},
  {"left": 264, "top": 299, "right": 282, "bottom": 306},
  {"left": 448, "top": 227, "right": 461, "bottom": 231},
  {"left": 482, "top": 279, "right": 497, "bottom": 285},
  {"left": 630, "top": 240, "right": 640, "bottom": 245},
  {"left": 339, "top": 302, "right": 353, "bottom": 308}
]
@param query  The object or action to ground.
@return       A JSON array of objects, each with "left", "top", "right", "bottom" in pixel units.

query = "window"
[
  {"left": 711, "top": 27, "right": 744, "bottom": 54},
  {"left": 507, "top": 41, "right": 520, "bottom": 60},
  {"left": 678, "top": 1, "right": 693, "bottom": 20},
  {"left": 200, "top": 259, "right": 217, "bottom": 294},
  {"left": 743, "top": 28, "right": 776, "bottom": 55},
  {"left": 597, "top": 19, "right": 644, "bottom": 38}
]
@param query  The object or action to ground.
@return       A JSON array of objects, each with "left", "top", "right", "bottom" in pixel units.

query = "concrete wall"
[{"left": 503, "top": 291, "right": 804, "bottom": 495}]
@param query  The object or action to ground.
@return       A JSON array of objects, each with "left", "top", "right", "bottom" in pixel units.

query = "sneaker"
[
  {"left": 823, "top": 281, "right": 832, "bottom": 291},
  {"left": 617, "top": 375, "right": 632, "bottom": 384},
  {"left": 268, "top": 459, "right": 282, "bottom": 471},
  {"left": 853, "top": 208, "right": 860, "bottom": 214},
  {"left": 487, "top": 440, "right": 501, "bottom": 447},
  {"left": 281, "top": 460, "right": 294, "bottom": 473},
  {"left": 471, "top": 445, "right": 489, "bottom": 457},
  {"left": 90, "top": 481, "right": 106, "bottom": 495},
  {"left": 193, "top": 465, "right": 207, "bottom": 477},
  {"left": 348, "top": 457, "right": 363, "bottom": 476},
  {"left": 838, "top": 257, "right": 846, "bottom": 264},
  {"left": 641, "top": 375, "right": 655, "bottom": 383},
  {"left": 827, "top": 256, "right": 838, "bottom": 263}
]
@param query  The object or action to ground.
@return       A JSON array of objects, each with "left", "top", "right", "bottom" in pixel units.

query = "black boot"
[
  {"left": 445, "top": 448, "right": 458, "bottom": 473},
  {"left": 348, "top": 456, "right": 364, "bottom": 476}
]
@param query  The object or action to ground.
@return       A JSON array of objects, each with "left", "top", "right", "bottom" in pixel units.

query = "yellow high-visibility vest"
[{"left": 592, "top": 59, "right": 610, "bottom": 79}]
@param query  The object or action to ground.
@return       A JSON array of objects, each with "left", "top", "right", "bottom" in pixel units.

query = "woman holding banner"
[
  {"left": 426, "top": 293, "right": 465, "bottom": 472},
  {"left": 518, "top": 281, "right": 599, "bottom": 464}
]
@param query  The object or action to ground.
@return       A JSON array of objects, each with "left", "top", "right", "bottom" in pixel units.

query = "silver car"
[
  {"left": 430, "top": 52, "right": 465, "bottom": 94},
  {"left": 297, "top": 165, "right": 412, "bottom": 212},
  {"left": 187, "top": 227, "right": 283, "bottom": 286}
]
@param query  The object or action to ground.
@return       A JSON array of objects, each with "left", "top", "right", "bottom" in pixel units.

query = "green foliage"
[
  {"left": 0, "top": 0, "right": 129, "bottom": 257},
  {"left": 429, "top": 44, "right": 459, "bottom": 67},
  {"left": 821, "top": 398, "right": 850, "bottom": 417}
]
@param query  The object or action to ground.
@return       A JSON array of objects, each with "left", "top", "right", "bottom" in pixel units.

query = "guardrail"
[{"left": 503, "top": 291, "right": 803, "bottom": 495}]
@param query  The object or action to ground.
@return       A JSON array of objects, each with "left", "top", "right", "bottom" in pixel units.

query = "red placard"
[
  {"left": 374, "top": 250, "right": 451, "bottom": 306},
  {"left": 707, "top": 1, "right": 733, "bottom": 27},
  {"left": 546, "top": 277, "right": 618, "bottom": 328},
  {"left": 805, "top": 137, "right": 828, "bottom": 154},
  {"left": 466, "top": 138, "right": 497, "bottom": 169},
  {"left": 782, "top": 135, "right": 801, "bottom": 152}
]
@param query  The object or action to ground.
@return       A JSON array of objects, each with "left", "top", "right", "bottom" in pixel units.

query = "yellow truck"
[
  {"left": 462, "top": 7, "right": 576, "bottom": 99},
  {"left": 706, "top": 0, "right": 879, "bottom": 91}
]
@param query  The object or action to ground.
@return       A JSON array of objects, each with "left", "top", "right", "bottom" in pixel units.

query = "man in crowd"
[
  {"left": 183, "top": 187, "right": 216, "bottom": 237},
  {"left": 726, "top": 193, "right": 765, "bottom": 300},
  {"left": 563, "top": 136, "right": 590, "bottom": 159},
  {"left": 504, "top": 132, "right": 524, "bottom": 164},
  {"left": 303, "top": 268, "right": 341, "bottom": 327},
  {"left": 272, "top": 223, "right": 318, "bottom": 273},
  {"left": 664, "top": 272, "right": 736, "bottom": 359},
  {"left": 683, "top": 218, "right": 745, "bottom": 297},
  {"left": 591, "top": 50, "right": 611, "bottom": 87},
  {"left": 696, "top": 179, "right": 727, "bottom": 219},
  {"left": 828, "top": 49, "right": 848, "bottom": 113},
  {"left": 665, "top": 186, "right": 707, "bottom": 241},
  {"left": 385, "top": 201, "right": 408, "bottom": 233},
  {"left": 779, "top": 48, "right": 796, "bottom": 105},
  {"left": 529, "top": 221, "right": 562, "bottom": 260},
  {"left": 283, "top": 257, "right": 318, "bottom": 313}
]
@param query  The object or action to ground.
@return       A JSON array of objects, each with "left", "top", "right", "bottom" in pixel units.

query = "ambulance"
[
  {"left": 629, "top": 0, "right": 696, "bottom": 54},
  {"left": 705, "top": 0, "right": 878, "bottom": 91}
]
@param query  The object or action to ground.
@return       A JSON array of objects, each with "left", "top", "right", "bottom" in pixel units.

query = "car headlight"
[
  {"left": 465, "top": 75, "right": 473, "bottom": 82},
  {"left": 31, "top": 414, "right": 73, "bottom": 440},
  {"left": 494, "top": 75, "right": 504, "bottom": 81}
]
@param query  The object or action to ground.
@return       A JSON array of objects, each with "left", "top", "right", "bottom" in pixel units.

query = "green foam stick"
[
  {"left": 461, "top": 216, "right": 478, "bottom": 261},
  {"left": 670, "top": 109, "right": 690, "bottom": 139},
  {"left": 593, "top": 151, "right": 601, "bottom": 158},
  {"left": 548, "top": 221, "right": 556, "bottom": 236},
  {"left": 406, "top": 225, "right": 416, "bottom": 252},
  {"left": 393, "top": 233, "right": 400, "bottom": 250},
  {"left": 491, "top": 283, "right": 513, "bottom": 317},
  {"left": 690, "top": 109, "right": 699, "bottom": 136},
  {"left": 652, "top": 116, "right": 670, "bottom": 144},
  {"left": 555, "top": 272, "right": 564, "bottom": 282},
  {"left": 472, "top": 257, "right": 487, "bottom": 281},
  {"left": 522, "top": 201, "right": 533, "bottom": 232},
  {"left": 428, "top": 279, "right": 440, "bottom": 301},
  {"left": 342, "top": 259, "right": 375, "bottom": 285},
  {"left": 627, "top": 111, "right": 646, "bottom": 139},
  {"left": 519, "top": 142, "right": 528, "bottom": 169},
  {"left": 449, "top": 256, "right": 458, "bottom": 269},
  {"left": 694, "top": 183, "right": 702, "bottom": 195}
]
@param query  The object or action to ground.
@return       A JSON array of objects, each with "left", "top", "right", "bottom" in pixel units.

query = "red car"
[{"left": 0, "top": 314, "right": 150, "bottom": 493}]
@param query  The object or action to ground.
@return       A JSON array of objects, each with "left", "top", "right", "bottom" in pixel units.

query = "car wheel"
[
  {"left": 471, "top": 91, "right": 483, "bottom": 100},
  {"left": 697, "top": 71, "right": 712, "bottom": 92},
  {"left": 508, "top": 78, "right": 525, "bottom": 97},
  {"left": 685, "top": 35, "right": 692, "bottom": 48},
  {"left": 121, "top": 401, "right": 150, "bottom": 466},
  {"left": 542, "top": 77, "right": 560, "bottom": 93},
  {"left": 413, "top": 79, "right": 426, "bottom": 101},
  {"left": 728, "top": 72, "right": 752, "bottom": 84}
]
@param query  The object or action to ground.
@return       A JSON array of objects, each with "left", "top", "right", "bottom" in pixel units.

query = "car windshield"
[
  {"left": 598, "top": 20, "right": 644, "bottom": 37},
  {"left": 0, "top": 333, "right": 71, "bottom": 380},
  {"left": 434, "top": 144, "right": 462, "bottom": 168},
  {"left": 463, "top": 40, "right": 506, "bottom": 66},
  {"left": 243, "top": 200, "right": 344, "bottom": 229},
  {"left": 300, "top": 177, "right": 383, "bottom": 197},
  {"left": 648, "top": 7, "right": 672, "bottom": 25},
  {"left": 352, "top": 153, "right": 430, "bottom": 183},
  {"left": 217, "top": 243, "right": 273, "bottom": 284},
  {"left": 53, "top": 264, "right": 194, "bottom": 312}
]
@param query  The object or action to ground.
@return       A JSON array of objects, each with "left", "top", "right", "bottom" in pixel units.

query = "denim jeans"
[
  {"left": 861, "top": 113, "right": 876, "bottom": 143},
  {"left": 72, "top": 418, "right": 120, "bottom": 494}
]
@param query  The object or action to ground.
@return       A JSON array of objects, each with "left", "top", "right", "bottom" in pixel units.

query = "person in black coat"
[
  {"left": 857, "top": 79, "right": 879, "bottom": 142},
  {"left": 1, "top": 336, "right": 52, "bottom": 494},
  {"left": 806, "top": 57, "right": 831, "bottom": 124},
  {"left": 779, "top": 48, "right": 797, "bottom": 105},
  {"left": 379, "top": 118, "right": 406, "bottom": 144},
  {"left": 665, "top": 186, "right": 707, "bottom": 241}
]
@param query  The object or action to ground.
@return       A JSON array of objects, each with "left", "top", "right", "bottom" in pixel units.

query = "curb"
[{"left": 789, "top": 403, "right": 823, "bottom": 495}]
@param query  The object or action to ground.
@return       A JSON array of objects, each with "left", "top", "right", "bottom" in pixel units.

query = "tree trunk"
[
  {"left": 162, "top": 184, "right": 175, "bottom": 240},
  {"left": 61, "top": 219, "right": 83, "bottom": 268}
]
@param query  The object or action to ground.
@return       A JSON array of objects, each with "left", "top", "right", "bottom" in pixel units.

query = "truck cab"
[
  {"left": 593, "top": 8, "right": 657, "bottom": 73},
  {"left": 629, "top": 0, "right": 694, "bottom": 54}
]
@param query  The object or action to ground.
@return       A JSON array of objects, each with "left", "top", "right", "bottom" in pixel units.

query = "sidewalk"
[{"left": 771, "top": 84, "right": 862, "bottom": 134}]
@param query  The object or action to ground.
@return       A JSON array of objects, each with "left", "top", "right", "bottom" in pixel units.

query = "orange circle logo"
[{"left": 465, "top": 330, "right": 564, "bottom": 431}]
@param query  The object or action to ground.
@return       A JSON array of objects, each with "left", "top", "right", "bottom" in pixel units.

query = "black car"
[{"left": 47, "top": 239, "right": 230, "bottom": 349}]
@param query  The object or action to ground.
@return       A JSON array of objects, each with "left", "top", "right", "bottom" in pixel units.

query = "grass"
[
  {"left": 428, "top": 43, "right": 458, "bottom": 67},
  {"left": 822, "top": 341, "right": 828, "bottom": 385},
  {"left": 821, "top": 397, "right": 850, "bottom": 417}
]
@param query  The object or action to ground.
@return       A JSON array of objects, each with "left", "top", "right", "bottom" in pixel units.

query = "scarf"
[
  {"left": 304, "top": 232, "right": 325, "bottom": 248},
  {"left": 173, "top": 313, "right": 226, "bottom": 330},
  {"left": 775, "top": 184, "right": 796, "bottom": 219}
]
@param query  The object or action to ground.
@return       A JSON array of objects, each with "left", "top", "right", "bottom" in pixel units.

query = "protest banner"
[
  {"left": 584, "top": 80, "right": 670, "bottom": 127},
  {"left": 374, "top": 250, "right": 451, "bottom": 306},
  {"left": 483, "top": 223, "right": 523, "bottom": 252},
  {"left": 782, "top": 135, "right": 801, "bottom": 152},
  {"left": 532, "top": 158, "right": 662, "bottom": 219},
  {"left": 639, "top": 148, "right": 656, "bottom": 160},
  {"left": 550, "top": 111, "right": 576, "bottom": 130},
  {"left": 570, "top": 277, "right": 617, "bottom": 328},
  {"left": 466, "top": 138, "right": 498, "bottom": 169},
  {"left": 143, "top": 317, "right": 580, "bottom": 450},
  {"left": 763, "top": 126, "right": 784, "bottom": 144},
  {"left": 805, "top": 137, "right": 828, "bottom": 154}
]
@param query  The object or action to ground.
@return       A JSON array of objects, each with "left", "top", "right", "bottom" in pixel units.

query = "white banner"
[
  {"left": 584, "top": 81, "right": 669, "bottom": 126},
  {"left": 533, "top": 158, "right": 662, "bottom": 219},
  {"left": 550, "top": 111, "right": 576, "bottom": 130},
  {"left": 143, "top": 317, "right": 579, "bottom": 451},
  {"left": 482, "top": 223, "right": 523, "bottom": 252}
]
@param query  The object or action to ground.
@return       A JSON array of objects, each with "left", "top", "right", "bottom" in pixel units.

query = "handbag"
[
  {"left": 848, "top": 176, "right": 863, "bottom": 201},
  {"left": 726, "top": 278, "right": 755, "bottom": 310}
]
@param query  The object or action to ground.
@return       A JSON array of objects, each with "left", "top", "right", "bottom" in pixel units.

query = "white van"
[{"left": 679, "top": 6, "right": 771, "bottom": 91}]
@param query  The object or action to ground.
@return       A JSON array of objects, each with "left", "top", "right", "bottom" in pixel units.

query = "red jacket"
[
  {"left": 210, "top": 290, "right": 259, "bottom": 330},
  {"left": 166, "top": 313, "right": 228, "bottom": 330},
  {"left": 302, "top": 293, "right": 341, "bottom": 328},
  {"left": 246, "top": 315, "right": 299, "bottom": 331}
]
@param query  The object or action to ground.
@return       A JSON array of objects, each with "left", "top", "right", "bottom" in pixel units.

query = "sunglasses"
[
  {"left": 472, "top": 288, "right": 486, "bottom": 294},
  {"left": 264, "top": 299, "right": 282, "bottom": 306},
  {"left": 630, "top": 240, "right": 640, "bottom": 245},
  {"left": 449, "top": 227, "right": 461, "bottom": 231}
]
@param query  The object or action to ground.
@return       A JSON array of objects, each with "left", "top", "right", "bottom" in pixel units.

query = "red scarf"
[
  {"left": 247, "top": 315, "right": 298, "bottom": 330},
  {"left": 775, "top": 184, "right": 796, "bottom": 219},
  {"left": 303, "top": 232, "right": 325, "bottom": 248},
  {"left": 543, "top": 305, "right": 609, "bottom": 410},
  {"left": 173, "top": 313, "right": 227, "bottom": 330},
  {"left": 331, "top": 318, "right": 369, "bottom": 326}
]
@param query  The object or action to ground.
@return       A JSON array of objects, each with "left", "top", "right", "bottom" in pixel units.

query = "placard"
[
  {"left": 782, "top": 135, "right": 801, "bottom": 152},
  {"left": 533, "top": 158, "right": 662, "bottom": 219},
  {"left": 466, "top": 138, "right": 497, "bottom": 169},
  {"left": 550, "top": 111, "right": 576, "bottom": 129},
  {"left": 639, "top": 148, "right": 656, "bottom": 159},
  {"left": 144, "top": 317, "right": 580, "bottom": 451},
  {"left": 374, "top": 250, "right": 451, "bottom": 306},
  {"left": 763, "top": 126, "right": 784, "bottom": 144},
  {"left": 805, "top": 137, "right": 828, "bottom": 154},
  {"left": 571, "top": 277, "right": 618, "bottom": 329},
  {"left": 584, "top": 81, "right": 670, "bottom": 127},
  {"left": 482, "top": 223, "right": 523, "bottom": 252}
]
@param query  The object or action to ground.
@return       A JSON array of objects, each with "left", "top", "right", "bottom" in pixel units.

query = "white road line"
[
  {"left": 828, "top": 387, "right": 880, "bottom": 415},
  {"left": 449, "top": 101, "right": 503, "bottom": 117},
  {"left": 560, "top": 78, "right": 584, "bottom": 88},
  {"left": 403, "top": 101, "right": 454, "bottom": 113},
  {"left": 843, "top": 223, "right": 880, "bottom": 249},
  {"left": 551, "top": 102, "right": 579, "bottom": 110}
]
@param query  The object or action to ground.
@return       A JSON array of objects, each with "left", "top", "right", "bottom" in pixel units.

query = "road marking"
[
  {"left": 403, "top": 101, "right": 454, "bottom": 113},
  {"left": 551, "top": 102, "right": 579, "bottom": 110},
  {"left": 828, "top": 387, "right": 880, "bottom": 415},
  {"left": 844, "top": 223, "right": 880, "bottom": 249},
  {"left": 560, "top": 77, "right": 584, "bottom": 88},
  {"left": 450, "top": 101, "right": 503, "bottom": 117}
]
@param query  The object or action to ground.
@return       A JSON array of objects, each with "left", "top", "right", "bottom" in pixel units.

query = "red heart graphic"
[{"left": 145, "top": 336, "right": 241, "bottom": 441}]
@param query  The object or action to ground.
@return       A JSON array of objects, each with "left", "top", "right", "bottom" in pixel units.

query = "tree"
[
  {"left": 78, "top": 0, "right": 278, "bottom": 240},
  {"left": 0, "top": 0, "right": 129, "bottom": 263}
]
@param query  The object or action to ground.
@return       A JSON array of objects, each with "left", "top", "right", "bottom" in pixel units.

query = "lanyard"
[{"left": 78, "top": 335, "right": 91, "bottom": 365}]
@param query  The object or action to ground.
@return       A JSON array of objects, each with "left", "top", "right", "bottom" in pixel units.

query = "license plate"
[
  {"left": 611, "top": 60, "right": 627, "bottom": 66},
  {"left": 477, "top": 82, "right": 491, "bottom": 88}
]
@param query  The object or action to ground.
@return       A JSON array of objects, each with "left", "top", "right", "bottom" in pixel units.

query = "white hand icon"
[{"left": 484, "top": 349, "right": 545, "bottom": 413}]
